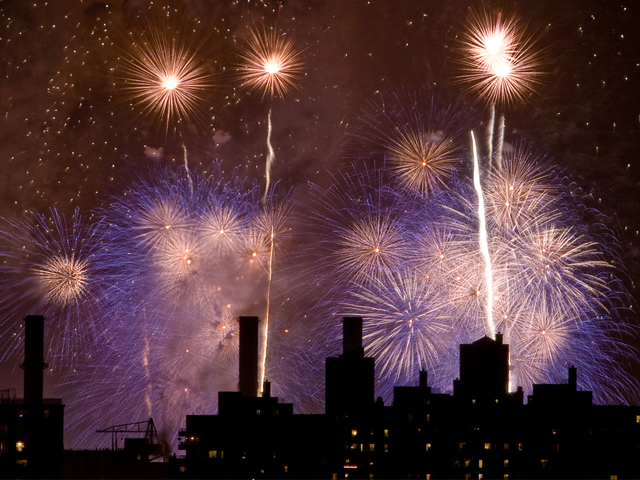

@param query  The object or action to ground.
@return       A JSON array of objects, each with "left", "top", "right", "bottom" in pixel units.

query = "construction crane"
[{"left": 96, "top": 418, "right": 160, "bottom": 451}]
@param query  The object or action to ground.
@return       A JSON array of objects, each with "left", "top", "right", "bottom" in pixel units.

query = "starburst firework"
[{"left": 238, "top": 26, "right": 304, "bottom": 99}]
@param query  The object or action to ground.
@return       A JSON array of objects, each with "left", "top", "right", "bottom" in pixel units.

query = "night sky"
[{"left": 1, "top": 0, "right": 639, "bottom": 449}]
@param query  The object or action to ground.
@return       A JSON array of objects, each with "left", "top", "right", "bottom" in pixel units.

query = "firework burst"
[
  {"left": 114, "top": 14, "right": 216, "bottom": 133},
  {"left": 457, "top": 10, "right": 544, "bottom": 105},
  {"left": 238, "top": 26, "right": 304, "bottom": 99},
  {"left": 0, "top": 209, "right": 110, "bottom": 366}
]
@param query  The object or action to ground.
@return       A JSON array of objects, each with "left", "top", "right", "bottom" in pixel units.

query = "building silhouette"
[
  {"left": 179, "top": 317, "right": 640, "bottom": 479},
  {"left": 0, "top": 316, "right": 64, "bottom": 479}
]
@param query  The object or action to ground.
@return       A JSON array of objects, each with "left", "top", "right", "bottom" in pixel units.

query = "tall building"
[
  {"left": 178, "top": 319, "right": 640, "bottom": 479},
  {"left": 0, "top": 316, "right": 64, "bottom": 479}
]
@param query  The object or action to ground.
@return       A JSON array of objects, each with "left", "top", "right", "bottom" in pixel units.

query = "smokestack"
[
  {"left": 21, "top": 316, "right": 47, "bottom": 404},
  {"left": 342, "top": 317, "right": 363, "bottom": 356},
  {"left": 238, "top": 316, "right": 259, "bottom": 397},
  {"left": 568, "top": 365, "right": 577, "bottom": 391},
  {"left": 263, "top": 380, "right": 271, "bottom": 398},
  {"left": 419, "top": 370, "right": 428, "bottom": 389}
]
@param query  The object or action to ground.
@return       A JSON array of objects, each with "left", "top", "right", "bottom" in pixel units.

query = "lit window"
[
  {"left": 351, "top": 444, "right": 358, "bottom": 450},
  {"left": 479, "top": 459, "right": 483, "bottom": 468},
  {"left": 384, "top": 429, "right": 389, "bottom": 438},
  {"left": 332, "top": 475, "right": 338, "bottom": 480},
  {"left": 503, "top": 443, "right": 509, "bottom": 450},
  {"left": 180, "top": 466, "right": 187, "bottom": 473},
  {"left": 459, "top": 442, "right": 466, "bottom": 450},
  {"left": 479, "top": 474, "right": 483, "bottom": 480},
  {"left": 274, "top": 410, "right": 279, "bottom": 416},
  {"left": 504, "top": 459, "right": 509, "bottom": 467},
  {"left": 220, "top": 451, "right": 224, "bottom": 459},
  {"left": 352, "top": 429, "right": 358, "bottom": 437},
  {"left": 611, "top": 476, "right": 618, "bottom": 480},
  {"left": 518, "top": 443, "right": 523, "bottom": 451},
  {"left": 208, "top": 450, "right": 217, "bottom": 459},
  {"left": 464, "top": 459, "right": 471, "bottom": 467},
  {"left": 465, "top": 475, "right": 471, "bottom": 480},
  {"left": 495, "top": 399, "right": 499, "bottom": 404},
  {"left": 426, "top": 475, "right": 431, "bottom": 480},
  {"left": 426, "top": 413, "right": 430, "bottom": 422},
  {"left": 551, "top": 429, "right": 558, "bottom": 435},
  {"left": 484, "top": 443, "right": 492, "bottom": 450},
  {"left": 43, "top": 410, "right": 49, "bottom": 419},
  {"left": 472, "top": 399, "right": 476, "bottom": 404},
  {"left": 16, "top": 459, "right": 27, "bottom": 467},
  {"left": 284, "top": 466, "right": 288, "bottom": 473},
  {"left": 369, "top": 444, "right": 375, "bottom": 452},
  {"left": 553, "top": 443, "right": 560, "bottom": 452},
  {"left": 384, "top": 444, "right": 389, "bottom": 453},
  {"left": 504, "top": 475, "right": 509, "bottom": 480},
  {"left": 426, "top": 443, "right": 432, "bottom": 451},
  {"left": 636, "top": 415, "right": 640, "bottom": 424},
  {"left": 541, "top": 459, "right": 548, "bottom": 467},
  {"left": 256, "top": 409, "right": 261, "bottom": 415},
  {"left": 15, "top": 441, "right": 24, "bottom": 452}
]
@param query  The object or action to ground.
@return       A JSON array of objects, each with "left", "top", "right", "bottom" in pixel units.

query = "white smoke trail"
[
  {"left": 471, "top": 131, "right": 495, "bottom": 338},
  {"left": 262, "top": 108, "right": 275, "bottom": 204}
]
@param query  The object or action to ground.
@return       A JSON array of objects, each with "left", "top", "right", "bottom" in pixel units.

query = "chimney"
[
  {"left": 419, "top": 370, "right": 428, "bottom": 389},
  {"left": 238, "top": 316, "right": 259, "bottom": 397},
  {"left": 342, "top": 317, "right": 363, "bottom": 356},
  {"left": 21, "top": 316, "right": 47, "bottom": 404},
  {"left": 262, "top": 380, "right": 271, "bottom": 398},
  {"left": 495, "top": 332, "right": 503, "bottom": 345},
  {"left": 568, "top": 365, "right": 577, "bottom": 391}
]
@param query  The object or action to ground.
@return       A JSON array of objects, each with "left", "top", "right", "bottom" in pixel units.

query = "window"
[
  {"left": 504, "top": 475, "right": 509, "bottom": 479},
  {"left": 426, "top": 443, "right": 432, "bottom": 451},
  {"left": 369, "top": 444, "right": 375, "bottom": 452},
  {"left": 408, "top": 414, "right": 413, "bottom": 422},
  {"left": 464, "top": 459, "right": 471, "bottom": 467},
  {"left": 351, "top": 444, "right": 358, "bottom": 450},
  {"left": 384, "top": 444, "right": 389, "bottom": 453},
  {"left": 484, "top": 443, "right": 492, "bottom": 450},
  {"left": 16, "top": 459, "right": 28, "bottom": 467},
  {"left": 503, "top": 443, "right": 509, "bottom": 450},
  {"left": 284, "top": 466, "right": 288, "bottom": 473},
  {"left": 553, "top": 443, "right": 560, "bottom": 452},
  {"left": 541, "top": 459, "right": 548, "bottom": 467},
  {"left": 274, "top": 410, "right": 279, "bottom": 416},
  {"left": 352, "top": 429, "right": 358, "bottom": 437},
  {"left": 551, "top": 428, "right": 558, "bottom": 435},
  {"left": 332, "top": 475, "right": 338, "bottom": 480},
  {"left": 459, "top": 442, "right": 466, "bottom": 450},
  {"left": 611, "top": 476, "right": 618, "bottom": 480},
  {"left": 426, "top": 414, "right": 430, "bottom": 422},
  {"left": 518, "top": 443, "right": 523, "bottom": 451},
  {"left": 43, "top": 409, "right": 49, "bottom": 419},
  {"left": 15, "top": 441, "right": 24, "bottom": 452},
  {"left": 384, "top": 429, "right": 389, "bottom": 438},
  {"left": 504, "top": 459, "right": 509, "bottom": 467},
  {"left": 465, "top": 475, "right": 471, "bottom": 480},
  {"left": 208, "top": 450, "right": 217, "bottom": 459},
  {"left": 256, "top": 409, "right": 261, "bottom": 415},
  {"left": 180, "top": 466, "right": 187, "bottom": 473},
  {"left": 479, "top": 459, "right": 483, "bottom": 468},
  {"left": 636, "top": 415, "right": 640, "bottom": 424},
  {"left": 472, "top": 399, "right": 476, "bottom": 404},
  {"left": 479, "top": 475, "right": 483, "bottom": 480}
]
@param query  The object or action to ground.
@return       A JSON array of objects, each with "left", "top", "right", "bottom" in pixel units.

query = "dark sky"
[{"left": 1, "top": 0, "right": 639, "bottom": 448}]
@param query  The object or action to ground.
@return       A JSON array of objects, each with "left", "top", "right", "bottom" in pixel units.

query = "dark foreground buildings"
[
  {"left": 179, "top": 317, "right": 640, "bottom": 479},
  {"left": 0, "top": 316, "right": 64, "bottom": 479}
]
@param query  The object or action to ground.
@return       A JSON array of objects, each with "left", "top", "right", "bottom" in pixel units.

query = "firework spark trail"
[
  {"left": 182, "top": 144, "right": 194, "bottom": 193},
  {"left": 259, "top": 226, "right": 275, "bottom": 394},
  {"left": 471, "top": 131, "right": 495, "bottom": 337},
  {"left": 487, "top": 103, "right": 495, "bottom": 166},
  {"left": 496, "top": 114, "right": 505, "bottom": 169},
  {"left": 263, "top": 108, "right": 276, "bottom": 204}
]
